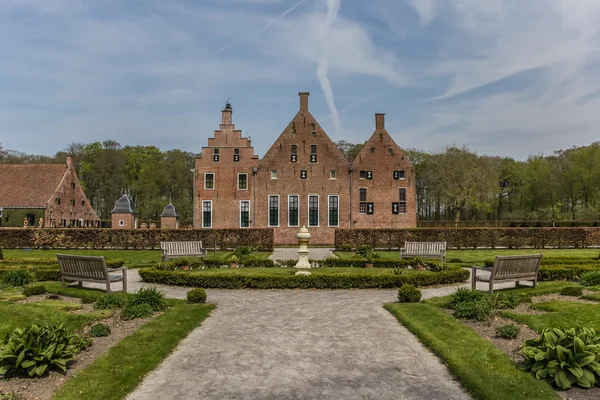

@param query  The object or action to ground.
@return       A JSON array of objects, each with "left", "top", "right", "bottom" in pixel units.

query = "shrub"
[
  {"left": 448, "top": 287, "right": 483, "bottom": 309},
  {"left": 341, "top": 244, "right": 353, "bottom": 252},
  {"left": 356, "top": 244, "right": 374, "bottom": 257},
  {"left": 274, "top": 259, "right": 297, "bottom": 268},
  {"left": 0, "top": 323, "right": 78, "bottom": 377},
  {"left": 94, "top": 294, "right": 125, "bottom": 310},
  {"left": 560, "top": 286, "right": 583, "bottom": 297},
  {"left": 226, "top": 254, "right": 240, "bottom": 264},
  {"left": 523, "top": 327, "right": 600, "bottom": 389},
  {"left": 448, "top": 258, "right": 463, "bottom": 263},
  {"left": 22, "top": 284, "right": 46, "bottom": 297},
  {"left": 139, "top": 267, "right": 470, "bottom": 289},
  {"left": 490, "top": 292, "right": 520, "bottom": 309},
  {"left": 390, "top": 267, "right": 406, "bottom": 276},
  {"left": 155, "top": 262, "right": 176, "bottom": 271},
  {"left": 232, "top": 246, "right": 253, "bottom": 259},
  {"left": 240, "top": 257, "right": 275, "bottom": 268},
  {"left": 427, "top": 262, "right": 451, "bottom": 272},
  {"left": 363, "top": 250, "right": 378, "bottom": 264},
  {"left": 495, "top": 324, "right": 520, "bottom": 340},
  {"left": 1, "top": 270, "right": 33, "bottom": 287},
  {"left": 89, "top": 323, "right": 111, "bottom": 337},
  {"left": 121, "top": 303, "right": 154, "bottom": 321},
  {"left": 187, "top": 288, "right": 207, "bottom": 304},
  {"left": 580, "top": 271, "right": 600, "bottom": 287},
  {"left": 70, "top": 334, "right": 92, "bottom": 353},
  {"left": 397, "top": 284, "right": 421, "bottom": 303},
  {"left": 80, "top": 295, "right": 96, "bottom": 304},
  {"left": 127, "top": 287, "right": 167, "bottom": 312},
  {"left": 454, "top": 297, "right": 494, "bottom": 321},
  {"left": 483, "top": 259, "right": 494, "bottom": 268}
]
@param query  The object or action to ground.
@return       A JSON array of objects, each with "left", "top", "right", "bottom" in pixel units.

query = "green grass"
[
  {"left": 0, "top": 294, "right": 112, "bottom": 338},
  {"left": 335, "top": 249, "right": 600, "bottom": 263},
  {"left": 2, "top": 249, "right": 272, "bottom": 266},
  {"left": 503, "top": 301, "right": 600, "bottom": 332},
  {"left": 40, "top": 281, "right": 130, "bottom": 302},
  {"left": 169, "top": 267, "right": 422, "bottom": 276},
  {"left": 52, "top": 300, "right": 214, "bottom": 400},
  {"left": 385, "top": 303, "right": 558, "bottom": 400},
  {"left": 423, "top": 281, "right": 581, "bottom": 308}
]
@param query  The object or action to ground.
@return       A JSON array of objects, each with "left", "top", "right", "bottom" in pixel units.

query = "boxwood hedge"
[{"left": 138, "top": 267, "right": 470, "bottom": 289}]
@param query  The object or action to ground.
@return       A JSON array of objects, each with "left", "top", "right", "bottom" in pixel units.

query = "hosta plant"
[
  {"left": 523, "top": 327, "right": 600, "bottom": 389},
  {"left": 0, "top": 323, "right": 78, "bottom": 378}
]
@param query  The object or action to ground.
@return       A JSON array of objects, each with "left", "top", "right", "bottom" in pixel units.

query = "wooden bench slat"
[
  {"left": 400, "top": 241, "right": 446, "bottom": 263},
  {"left": 160, "top": 241, "right": 207, "bottom": 262},
  {"left": 472, "top": 254, "right": 543, "bottom": 293},
  {"left": 57, "top": 254, "right": 127, "bottom": 293}
]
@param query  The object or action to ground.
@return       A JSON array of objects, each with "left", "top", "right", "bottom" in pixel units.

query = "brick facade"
[
  {"left": 111, "top": 213, "right": 137, "bottom": 229},
  {"left": 194, "top": 93, "right": 416, "bottom": 245}
]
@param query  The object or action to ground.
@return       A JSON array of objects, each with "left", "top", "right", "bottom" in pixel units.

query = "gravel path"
[{"left": 270, "top": 247, "right": 334, "bottom": 260}]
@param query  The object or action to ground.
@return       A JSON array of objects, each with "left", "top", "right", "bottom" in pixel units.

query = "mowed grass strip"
[
  {"left": 385, "top": 303, "right": 558, "bottom": 400},
  {"left": 52, "top": 299, "right": 214, "bottom": 400},
  {"left": 335, "top": 248, "right": 599, "bottom": 262},
  {"left": 503, "top": 301, "right": 600, "bottom": 332}
]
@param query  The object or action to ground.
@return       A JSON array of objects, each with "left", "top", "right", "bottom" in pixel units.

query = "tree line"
[{"left": 2, "top": 140, "right": 600, "bottom": 225}]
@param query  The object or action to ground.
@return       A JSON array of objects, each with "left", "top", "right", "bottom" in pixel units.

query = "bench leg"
[
  {"left": 123, "top": 273, "right": 128, "bottom": 293},
  {"left": 533, "top": 278, "right": 538, "bottom": 289},
  {"left": 515, "top": 280, "right": 520, "bottom": 288},
  {"left": 61, "top": 277, "right": 66, "bottom": 288},
  {"left": 106, "top": 282, "right": 111, "bottom": 293},
  {"left": 78, "top": 281, "right": 83, "bottom": 288},
  {"left": 489, "top": 280, "right": 494, "bottom": 294},
  {"left": 471, "top": 268, "right": 476, "bottom": 291}
]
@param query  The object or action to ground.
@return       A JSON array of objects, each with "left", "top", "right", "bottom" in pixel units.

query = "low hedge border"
[
  {"left": 538, "top": 265, "right": 600, "bottom": 281},
  {"left": 163, "top": 258, "right": 437, "bottom": 270},
  {"left": 0, "top": 260, "right": 125, "bottom": 282},
  {"left": 138, "top": 267, "right": 470, "bottom": 289}
]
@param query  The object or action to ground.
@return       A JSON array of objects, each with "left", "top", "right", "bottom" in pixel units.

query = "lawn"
[
  {"left": 335, "top": 248, "right": 600, "bottom": 263},
  {"left": 2, "top": 249, "right": 272, "bottom": 265},
  {"left": 386, "top": 303, "right": 557, "bottom": 400},
  {"left": 503, "top": 301, "right": 600, "bottom": 332}
]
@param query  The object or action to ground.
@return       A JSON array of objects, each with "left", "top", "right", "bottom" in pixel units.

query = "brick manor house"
[{"left": 194, "top": 92, "right": 416, "bottom": 245}]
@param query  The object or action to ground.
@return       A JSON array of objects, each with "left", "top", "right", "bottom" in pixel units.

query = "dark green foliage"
[
  {"left": 490, "top": 292, "right": 521, "bottom": 309},
  {"left": 128, "top": 287, "right": 167, "bottom": 312},
  {"left": 390, "top": 267, "right": 406, "bottom": 276},
  {"left": 448, "top": 258, "right": 463, "bottom": 263},
  {"left": 580, "top": 271, "right": 600, "bottom": 287},
  {"left": 538, "top": 264, "right": 600, "bottom": 281},
  {"left": 454, "top": 297, "right": 494, "bottom": 321},
  {"left": 0, "top": 323, "right": 78, "bottom": 377},
  {"left": 138, "top": 267, "right": 470, "bottom": 289},
  {"left": 1, "top": 270, "right": 33, "bottom": 287},
  {"left": 70, "top": 334, "right": 92, "bottom": 353},
  {"left": 495, "top": 324, "right": 520, "bottom": 340},
  {"left": 232, "top": 246, "right": 253, "bottom": 259},
  {"left": 240, "top": 257, "right": 275, "bottom": 268},
  {"left": 22, "top": 284, "right": 46, "bottom": 297},
  {"left": 484, "top": 259, "right": 494, "bottom": 268},
  {"left": 89, "top": 323, "right": 111, "bottom": 337},
  {"left": 523, "top": 327, "right": 600, "bottom": 389},
  {"left": 121, "top": 303, "right": 154, "bottom": 321},
  {"left": 449, "top": 287, "right": 483, "bottom": 309},
  {"left": 186, "top": 288, "right": 207, "bottom": 304},
  {"left": 356, "top": 244, "right": 374, "bottom": 257},
  {"left": 94, "top": 294, "right": 125, "bottom": 310},
  {"left": 397, "top": 284, "right": 421, "bottom": 303},
  {"left": 0, "top": 228, "right": 274, "bottom": 250},
  {"left": 559, "top": 286, "right": 583, "bottom": 297},
  {"left": 318, "top": 258, "right": 443, "bottom": 269},
  {"left": 341, "top": 244, "right": 353, "bottom": 252},
  {"left": 80, "top": 295, "right": 96, "bottom": 304},
  {"left": 427, "top": 262, "right": 451, "bottom": 272},
  {"left": 274, "top": 259, "right": 298, "bottom": 268}
]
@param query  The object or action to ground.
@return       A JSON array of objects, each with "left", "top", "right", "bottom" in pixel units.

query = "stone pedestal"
[{"left": 295, "top": 226, "right": 311, "bottom": 275}]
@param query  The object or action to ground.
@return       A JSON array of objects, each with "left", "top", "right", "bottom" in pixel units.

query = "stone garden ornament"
[{"left": 295, "top": 226, "right": 311, "bottom": 275}]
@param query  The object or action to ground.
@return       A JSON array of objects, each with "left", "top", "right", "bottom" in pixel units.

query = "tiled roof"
[
  {"left": 0, "top": 164, "right": 67, "bottom": 208},
  {"left": 111, "top": 194, "right": 137, "bottom": 214},
  {"left": 160, "top": 203, "right": 178, "bottom": 217}
]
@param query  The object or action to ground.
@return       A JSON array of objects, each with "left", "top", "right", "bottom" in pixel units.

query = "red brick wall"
[
  {"left": 161, "top": 216, "right": 178, "bottom": 229},
  {"left": 194, "top": 106, "right": 259, "bottom": 229},
  {"left": 112, "top": 213, "right": 137, "bottom": 229},
  {"left": 45, "top": 157, "right": 101, "bottom": 228},
  {"left": 351, "top": 114, "right": 417, "bottom": 230}
]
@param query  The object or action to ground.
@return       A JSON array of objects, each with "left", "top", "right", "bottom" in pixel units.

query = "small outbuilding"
[
  {"left": 111, "top": 195, "right": 137, "bottom": 229},
  {"left": 160, "top": 203, "right": 179, "bottom": 229}
]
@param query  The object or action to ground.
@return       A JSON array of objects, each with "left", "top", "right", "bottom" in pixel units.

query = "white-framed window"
[
  {"left": 271, "top": 170, "right": 278, "bottom": 179},
  {"left": 359, "top": 188, "right": 367, "bottom": 214},
  {"left": 328, "top": 195, "right": 339, "bottom": 227},
  {"left": 202, "top": 201, "right": 212, "bottom": 228},
  {"left": 330, "top": 170, "right": 337, "bottom": 180},
  {"left": 240, "top": 200, "right": 250, "bottom": 228},
  {"left": 238, "top": 173, "right": 248, "bottom": 190},
  {"left": 308, "top": 195, "right": 319, "bottom": 227},
  {"left": 399, "top": 188, "right": 407, "bottom": 214},
  {"left": 204, "top": 173, "right": 215, "bottom": 190},
  {"left": 119, "top": 220, "right": 125, "bottom": 227},
  {"left": 268, "top": 195, "right": 279, "bottom": 226},
  {"left": 288, "top": 195, "right": 299, "bottom": 227}
]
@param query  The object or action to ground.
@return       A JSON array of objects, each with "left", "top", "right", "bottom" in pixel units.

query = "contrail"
[
  {"left": 317, "top": 0, "right": 342, "bottom": 135},
  {"left": 218, "top": 0, "right": 308, "bottom": 53}
]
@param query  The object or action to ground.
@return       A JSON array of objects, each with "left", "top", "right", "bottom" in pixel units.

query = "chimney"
[
  {"left": 66, "top": 156, "right": 73, "bottom": 168},
  {"left": 221, "top": 102, "right": 233, "bottom": 125},
  {"left": 375, "top": 113, "right": 385, "bottom": 130},
  {"left": 299, "top": 92, "right": 309, "bottom": 111}
]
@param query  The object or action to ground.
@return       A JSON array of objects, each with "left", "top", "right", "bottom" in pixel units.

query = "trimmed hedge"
[
  {"left": 138, "top": 267, "right": 470, "bottom": 289},
  {"left": 0, "top": 228, "right": 274, "bottom": 250},
  {"left": 335, "top": 228, "right": 600, "bottom": 250},
  {"left": 0, "top": 260, "right": 125, "bottom": 282},
  {"left": 538, "top": 264, "right": 600, "bottom": 281}
]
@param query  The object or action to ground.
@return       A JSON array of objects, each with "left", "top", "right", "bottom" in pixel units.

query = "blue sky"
[{"left": 1, "top": 0, "right": 600, "bottom": 160}]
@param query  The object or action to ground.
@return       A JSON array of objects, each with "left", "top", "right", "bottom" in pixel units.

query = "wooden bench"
[
  {"left": 471, "top": 254, "right": 543, "bottom": 293},
  {"left": 160, "top": 241, "right": 207, "bottom": 262},
  {"left": 400, "top": 241, "right": 447, "bottom": 263},
  {"left": 56, "top": 254, "right": 127, "bottom": 293}
]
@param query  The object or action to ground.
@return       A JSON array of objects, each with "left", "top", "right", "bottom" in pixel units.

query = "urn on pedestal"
[{"left": 295, "top": 226, "right": 311, "bottom": 275}]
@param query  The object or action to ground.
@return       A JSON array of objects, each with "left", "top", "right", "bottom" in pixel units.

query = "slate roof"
[
  {"left": 111, "top": 194, "right": 137, "bottom": 214},
  {"left": 160, "top": 203, "right": 178, "bottom": 218},
  {"left": 0, "top": 164, "right": 67, "bottom": 208}
]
